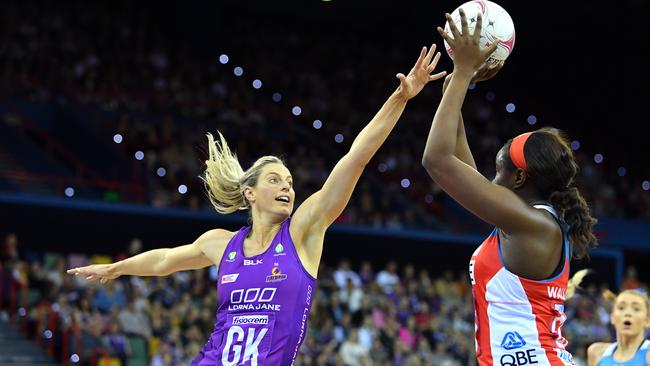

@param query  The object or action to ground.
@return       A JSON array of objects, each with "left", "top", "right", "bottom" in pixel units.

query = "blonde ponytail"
[
  {"left": 202, "top": 131, "right": 285, "bottom": 215},
  {"left": 566, "top": 269, "right": 590, "bottom": 300},
  {"left": 202, "top": 132, "right": 247, "bottom": 214},
  {"left": 602, "top": 289, "right": 617, "bottom": 303}
]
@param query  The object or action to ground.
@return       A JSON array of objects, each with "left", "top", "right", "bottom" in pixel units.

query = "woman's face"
[
  {"left": 246, "top": 163, "right": 295, "bottom": 220},
  {"left": 611, "top": 292, "right": 650, "bottom": 336},
  {"left": 492, "top": 147, "right": 514, "bottom": 189}
]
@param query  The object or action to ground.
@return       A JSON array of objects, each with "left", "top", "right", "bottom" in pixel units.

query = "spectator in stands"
[
  {"left": 622, "top": 266, "right": 642, "bottom": 291},
  {"left": 3, "top": 0, "right": 647, "bottom": 229},
  {"left": 339, "top": 328, "right": 371, "bottom": 366},
  {"left": 333, "top": 259, "right": 362, "bottom": 289},
  {"left": 117, "top": 297, "right": 152, "bottom": 339},
  {"left": 3, "top": 228, "right": 645, "bottom": 365},
  {"left": 1, "top": 233, "right": 19, "bottom": 264},
  {"left": 376, "top": 261, "right": 400, "bottom": 294},
  {"left": 93, "top": 281, "right": 126, "bottom": 313},
  {"left": 340, "top": 277, "right": 364, "bottom": 314},
  {"left": 83, "top": 316, "right": 107, "bottom": 364},
  {"left": 103, "top": 322, "right": 131, "bottom": 366}
]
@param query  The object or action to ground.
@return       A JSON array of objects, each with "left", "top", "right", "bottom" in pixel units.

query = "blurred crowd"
[
  {"left": 1, "top": 0, "right": 649, "bottom": 237},
  {"left": 2, "top": 233, "right": 648, "bottom": 366}
]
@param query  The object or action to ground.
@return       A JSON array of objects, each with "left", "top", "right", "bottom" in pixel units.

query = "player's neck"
[
  {"left": 615, "top": 331, "right": 645, "bottom": 355},
  {"left": 516, "top": 185, "right": 545, "bottom": 206},
  {"left": 248, "top": 217, "right": 283, "bottom": 249}
]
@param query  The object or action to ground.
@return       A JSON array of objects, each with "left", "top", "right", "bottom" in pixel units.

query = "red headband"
[{"left": 509, "top": 132, "right": 533, "bottom": 173}]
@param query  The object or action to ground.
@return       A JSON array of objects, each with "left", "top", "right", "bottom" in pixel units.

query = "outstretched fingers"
[
  {"left": 423, "top": 43, "right": 437, "bottom": 65},
  {"left": 67, "top": 267, "right": 86, "bottom": 275},
  {"left": 445, "top": 13, "right": 462, "bottom": 40},
  {"left": 459, "top": 8, "right": 469, "bottom": 36},
  {"left": 414, "top": 46, "right": 427, "bottom": 69},
  {"left": 429, "top": 71, "right": 447, "bottom": 81},
  {"left": 427, "top": 52, "right": 442, "bottom": 73},
  {"left": 437, "top": 26, "right": 454, "bottom": 47},
  {"left": 474, "top": 13, "right": 483, "bottom": 42}
]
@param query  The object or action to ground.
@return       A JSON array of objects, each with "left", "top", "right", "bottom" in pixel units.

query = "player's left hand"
[
  {"left": 67, "top": 264, "right": 119, "bottom": 284},
  {"left": 396, "top": 44, "right": 447, "bottom": 100}
]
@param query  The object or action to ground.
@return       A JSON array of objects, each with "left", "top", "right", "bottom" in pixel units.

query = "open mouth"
[
  {"left": 623, "top": 320, "right": 632, "bottom": 327},
  {"left": 276, "top": 196, "right": 290, "bottom": 203}
]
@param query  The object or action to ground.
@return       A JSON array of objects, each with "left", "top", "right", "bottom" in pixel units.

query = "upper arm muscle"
[
  {"left": 424, "top": 156, "right": 546, "bottom": 234},
  {"left": 161, "top": 229, "right": 232, "bottom": 274},
  {"left": 292, "top": 154, "right": 363, "bottom": 237},
  {"left": 290, "top": 156, "right": 361, "bottom": 274},
  {"left": 159, "top": 243, "right": 212, "bottom": 275}
]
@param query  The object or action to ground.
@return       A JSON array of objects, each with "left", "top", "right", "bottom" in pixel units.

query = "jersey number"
[
  {"left": 550, "top": 303, "right": 568, "bottom": 349},
  {"left": 222, "top": 326, "right": 268, "bottom": 366}
]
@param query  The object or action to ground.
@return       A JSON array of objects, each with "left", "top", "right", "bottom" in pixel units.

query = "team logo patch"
[
  {"left": 226, "top": 251, "right": 237, "bottom": 262},
  {"left": 221, "top": 273, "right": 239, "bottom": 284},
  {"left": 232, "top": 315, "right": 269, "bottom": 325},
  {"left": 501, "top": 331, "right": 526, "bottom": 350},
  {"left": 274, "top": 243, "right": 285, "bottom": 256},
  {"left": 266, "top": 266, "right": 288, "bottom": 283}
]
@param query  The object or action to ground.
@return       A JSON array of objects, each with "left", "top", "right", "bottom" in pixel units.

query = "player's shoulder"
[
  {"left": 194, "top": 228, "right": 238, "bottom": 251},
  {"left": 195, "top": 228, "right": 238, "bottom": 263},
  {"left": 587, "top": 342, "right": 611, "bottom": 363},
  {"left": 199, "top": 228, "right": 237, "bottom": 244}
]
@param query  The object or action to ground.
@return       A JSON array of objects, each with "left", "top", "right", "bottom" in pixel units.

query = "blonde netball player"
[
  {"left": 588, "top": 289, "right": 650, "bottom": 366},
  {"left": 69, "top": 45, "right": 447, "bottom": 365}
]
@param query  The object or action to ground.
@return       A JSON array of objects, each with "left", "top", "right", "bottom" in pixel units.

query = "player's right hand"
[
  {"left": 472, "top": 62, "right": 504, "bottom": 83},
  {"left": 67, "top": 264, "right": 120, "bottom": 283},
  {"left": 395, "top": 43, "right": 447, "bottom": 101},
  {"left": 442, "top": 63, "right": 503, "bottom": 94},
  {"left": 437, "top": 9, "right": 498, "bottom": 76}
]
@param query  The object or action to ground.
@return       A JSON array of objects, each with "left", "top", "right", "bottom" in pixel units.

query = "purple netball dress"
[{"left": 191, "top": 218, "right": 317, "bottom": 366}]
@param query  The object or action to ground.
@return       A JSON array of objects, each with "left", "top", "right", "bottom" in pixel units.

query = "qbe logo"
[
  {"left": 232, "top": 315, "right": 269, "bottom": 325},
  {"left": 499, "top": 349, "right": 539, "bottom": 366}
]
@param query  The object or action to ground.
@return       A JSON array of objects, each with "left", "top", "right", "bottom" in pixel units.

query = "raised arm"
[
  {"left": 443, "top": 74, "right": 476, "bottom": 170},
  {"left": 67, "top": 229, "right": 232, "bottom": 283},
  {"left": 422, "top": 10, "right": 541, "bottom": 233},
  {"left": 291, "top": 45, "right": 446, "bottom": 261},
  {"left": 444, "top": 65, "right": 503, "bottom": 170}
]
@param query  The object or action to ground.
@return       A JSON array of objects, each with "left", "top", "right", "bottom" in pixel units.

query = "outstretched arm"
[
  {"left": 291, "top": 44, "right": 446, "bottom": 262},
  {"left": 67, "top": 229, "right": 231, "bottom": 282},
  {"left": 444, "top": 65, "right": 503, "bottom": 170},
  {"left": 443, "top": 74, "right": 476, "bottom": 170},
  {"left": 421, "top": 10, "right": 543, "bottom": 233}
]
